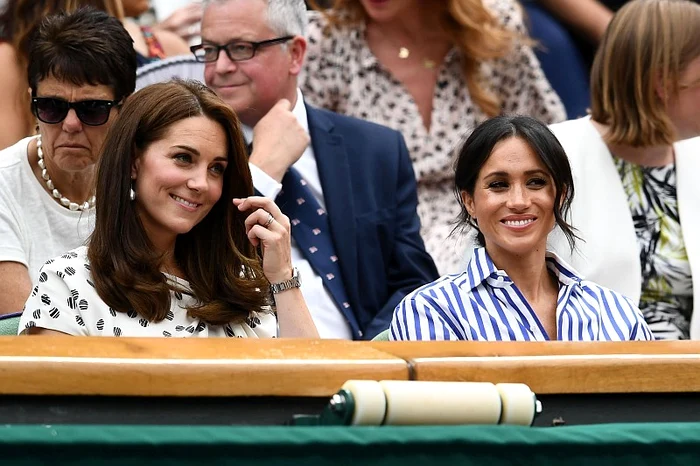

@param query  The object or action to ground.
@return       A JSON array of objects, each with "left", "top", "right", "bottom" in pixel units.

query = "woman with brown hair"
[
  {"left": 19, "top": 79, "right": 319, "bottom": 338},
  {"left": 302, "top": 0, "right": 566, "bottom": 274},
  {"left": 549, "top": 0, "right": 700, "bottom": 340}
]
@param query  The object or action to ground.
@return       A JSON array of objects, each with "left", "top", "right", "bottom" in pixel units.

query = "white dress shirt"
[{"left": 244, "top": 89, "right": 353, "bottom": 339}]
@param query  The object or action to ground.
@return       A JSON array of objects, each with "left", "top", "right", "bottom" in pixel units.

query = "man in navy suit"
[{"left": 198, "top": 0, "right": 438, "bottom": 339}]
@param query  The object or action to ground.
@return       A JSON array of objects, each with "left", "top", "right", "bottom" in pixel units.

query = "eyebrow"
[
  {"left": 173, "top": 145, "right": 228, "bottom": 162},
  {"left": 482, "top": 169, "right": 549, "bottom": 178}
]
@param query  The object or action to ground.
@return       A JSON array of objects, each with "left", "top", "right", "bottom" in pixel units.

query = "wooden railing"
[{"left": 0, "top": 338, "right": 699, "bottom": 396}]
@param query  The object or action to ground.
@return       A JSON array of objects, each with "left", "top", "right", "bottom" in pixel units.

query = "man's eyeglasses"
[
  {"left": 31, "top": 97, "right": 119, "bottom": 126},
  {"left": 190, "top": 36, "right": 294, "bottom": 63}
]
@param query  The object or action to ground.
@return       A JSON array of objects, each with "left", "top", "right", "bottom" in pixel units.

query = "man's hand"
[{"left": 249, "top": 99, "right": 310, "bottom": 182}]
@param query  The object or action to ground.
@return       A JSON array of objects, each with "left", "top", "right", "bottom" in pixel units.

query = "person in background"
[
  {"left": 391, "top": 115, "right": 653, "bottom": 342},
  {"left": 20, "top": 79, "right": 319, "bottom": 338},
  {"left": 120, "top": 0, "right": 191, "bottom": 64},
  {"left": 0, "top": 7, "right": 136, "bottom": 315},
  {"left": 194, "top": 0, "right": 438, "bottom": 340},
  {"left": 0, "top": 0, "right": 186, "bottom": 151},
  {"left": 302, "top": 0, "right": 566, "bottom": 274},
  {"left": 549, "top": 0, "right": 700, "bottom": 340}
]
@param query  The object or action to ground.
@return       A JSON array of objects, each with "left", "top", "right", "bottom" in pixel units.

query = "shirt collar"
[
  {"left": 464, "top": 247, "right": 583, "bottom": 292},
  {"left": 241, "top": 88, "right": 309, "bottom": 144}
]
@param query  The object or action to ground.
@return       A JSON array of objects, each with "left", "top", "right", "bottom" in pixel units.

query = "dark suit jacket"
[{"left": 304, "top": 104, "right": 438, "bottom": 339}]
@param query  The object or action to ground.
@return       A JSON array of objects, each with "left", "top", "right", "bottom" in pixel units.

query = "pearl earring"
[{"left": 129, "top": 182, "right": 136, "bottom": 201}]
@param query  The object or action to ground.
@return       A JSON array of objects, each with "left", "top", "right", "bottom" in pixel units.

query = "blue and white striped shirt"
[{"left": 390, "top": 247, "right": 654, "bottom": 341}]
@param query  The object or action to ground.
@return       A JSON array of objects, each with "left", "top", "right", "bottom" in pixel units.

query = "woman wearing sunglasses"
[
  {"left": 0, "top": 7, "right": 137, "bottom": 315},
  {"left": 19, "top": 79, "right": 319, "bottom": 338}
]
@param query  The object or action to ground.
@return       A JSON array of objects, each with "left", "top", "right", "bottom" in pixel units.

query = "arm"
[
  {"left": 364, "top": 134, "right": 439, "bottom": 339},
  {"left": 18, "top": 259, "right": 89, "bottom": 336},
  {"left": 0, "top": 44, "right": 33, "bottom": 151},
  {"left": 152, "top": 27, "right": 192, "bottom": 56},
  {"left": 234, "top": 196, "right": 319, "bottom": 338},
  {"left": 389, "top": 292, "right": 461, "bottom": 341},
  {"left": 156, "top": 2, "right": 202, "bottom": 43},
  {"left": 0, "top": 262, "right": 32, "bottom": 315},
  {"left": 536, "top": 0, "right": 613, "bottom": 43}
]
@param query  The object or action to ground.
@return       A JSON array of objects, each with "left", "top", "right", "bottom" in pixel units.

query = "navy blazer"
[{"left": 305, "top": 104, "right": 438, "bottom": 339}]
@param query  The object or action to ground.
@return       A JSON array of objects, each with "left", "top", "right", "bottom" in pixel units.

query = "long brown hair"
[
  {"left": 590, "top": 0, "right": 700, "bottom": 147},
  {"left": 89, "top": 79, "right": 270, "bottom": 325},
  {"left": 308, "top": 0, "right": 519, "bottom": 117}
]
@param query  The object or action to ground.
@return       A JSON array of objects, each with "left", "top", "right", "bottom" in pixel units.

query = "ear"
[
  {"left": 461, "top": 190, "right": 476, "bottom": 219},
  {"left": 654, "top": 71, "right": 670, "bottom": 102},
  {"left": 288, "top": 36, "right": 307, "bottom": 76},
  {"left": 131, "top": 157, "right": 140, "bottom": 180}
]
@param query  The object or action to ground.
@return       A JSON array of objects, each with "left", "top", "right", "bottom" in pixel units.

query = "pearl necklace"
[{"left": 36, "top": 136, "right": 96, "bottom": 211}]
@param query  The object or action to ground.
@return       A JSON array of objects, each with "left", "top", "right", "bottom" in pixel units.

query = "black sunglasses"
[{"left": 31, "top": 97, "right": 119, "bottom": 126}]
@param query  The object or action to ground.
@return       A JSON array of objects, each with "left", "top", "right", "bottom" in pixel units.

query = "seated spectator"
[
  {"left": 0, "top": 0, "right": 188, "bottom": 151},
  {"left": 390, "top": 115, "right": 653, "bottom": 341},
  {"left": 194, "top": 0, "right": 438, "bottom": 340},
  {"left": 548, "top": 0, "right": 700, "bottom": 340},
  {"left": 0, "top": 7, "right": 136, "bottom": 315},
  {"left": 20, "top": 79, "right": 319, "bottom": 338},
  {"left": 303, "top": 0, "right": 567, "bottom": 274}
]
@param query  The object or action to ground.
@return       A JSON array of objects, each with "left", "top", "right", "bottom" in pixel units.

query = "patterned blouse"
[
  {"left": 301, "top": 0, "right": 567, "bottom": 274},
  {"left": 19, "top": 246, "right": 277, "bottom": 338},
  {"left": 614, "top": 157, "right": 694, "bottom": 340}
]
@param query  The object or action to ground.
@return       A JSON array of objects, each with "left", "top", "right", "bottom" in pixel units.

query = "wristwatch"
[{"left": 270, "top": 267, "right": 301, "bottom": 294}]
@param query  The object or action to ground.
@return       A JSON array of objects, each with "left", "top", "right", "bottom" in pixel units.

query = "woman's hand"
[
  {"left": 233, "top": 196, "right": 293, "bottom": 284},
  {"left": 158, "top": 3, "right": 202, "bottom": 43}
]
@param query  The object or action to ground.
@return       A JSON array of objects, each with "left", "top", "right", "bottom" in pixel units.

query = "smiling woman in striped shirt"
[{"left": 390, "top": 115, "right": 653, "bottom": 341}]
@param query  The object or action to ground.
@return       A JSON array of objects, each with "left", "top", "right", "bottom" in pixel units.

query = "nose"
[
  {"left": 186, "top": 168, "right": 209, "bottom": 192},
  {"left": 61, "top": 108, "right": 82, "bottom": 133},
  {"left": 506, "top": 184, "right": 531, "bottom": 211},
  {"left": 213, "top": 50, "right": 239, "bottom": 74}
]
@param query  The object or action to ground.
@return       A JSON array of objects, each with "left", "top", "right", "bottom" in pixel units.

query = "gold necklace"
[{"left": 397, "top": 46, "right": 436, "bottom": 69}]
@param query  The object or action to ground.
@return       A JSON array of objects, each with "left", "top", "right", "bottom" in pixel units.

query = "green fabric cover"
[
  {"left": 371, "top": 328, "right": 390, "bottom": 341},
  {"left": 0, "top": 315, "right": 20, "bottom": 336},
  {"left": 1, "top": 423, "right": 699, "bottom": 465}
]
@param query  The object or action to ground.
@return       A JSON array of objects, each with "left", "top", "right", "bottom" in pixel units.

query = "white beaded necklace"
[{"left": 36, "top": 136, "right": 96, "bottom": 211}]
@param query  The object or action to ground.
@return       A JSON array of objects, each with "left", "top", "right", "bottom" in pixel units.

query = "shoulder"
[
  {"left": 39, "top": 247, "right": 91, "bottom": 279},
  {"left": 401, "top": 273, "right": 467, "bottom": 309},
  {"left": 548, "top": 117, "right": 596, "bottom": 149},
  {"left": 307, "top": 104, "right": 402, "bottom": 140},
  {"left": 483, "top": 0, "right": 525, "bottom": 29},
  {"left": 0, "top": 137, "right": 31, "bottom": 171},
  {"left": 578, "top": 279, "right": 637, "bottom": 311}
]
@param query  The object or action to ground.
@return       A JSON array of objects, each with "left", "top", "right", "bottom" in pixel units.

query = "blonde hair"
[
  {"left": 308, "top": 0, "right": 520, "bottom": 117},
  {"left": 590, "top": 0, "right": 700, "bottom": 147}
]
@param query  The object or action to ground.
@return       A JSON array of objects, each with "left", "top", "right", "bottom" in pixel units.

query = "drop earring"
[{"left": 129, "top": 181, "right": 136, "bottom": 201}]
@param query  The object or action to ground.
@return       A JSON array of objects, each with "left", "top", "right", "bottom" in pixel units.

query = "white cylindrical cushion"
[
  {"left": 341, "top": 380, "right": 387, "bottom": 426},
  {"left": 496, "top": 383, "right": 537, "bottom": 426},
  {"left": 379, "top": 380, "right": 502, "bottom": 426}
]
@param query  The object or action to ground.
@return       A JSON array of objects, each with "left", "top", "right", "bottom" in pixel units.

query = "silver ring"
[{"left": 263, "top": 212, "right": 274, "bottom": 228}]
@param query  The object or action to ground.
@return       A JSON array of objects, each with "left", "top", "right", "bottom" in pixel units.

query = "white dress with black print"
[
  {"left": 301, "top": 0, "right": 567, "bottom": 274},
  {"left": 19, "top": 246, "right": 277, "bottom": 338}
]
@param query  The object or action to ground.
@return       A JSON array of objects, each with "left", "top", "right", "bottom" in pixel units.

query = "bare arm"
[
  {"left": 0, "top": 44, "right": 33, "bottom": 151},
  {"left": 152, "top": 27, "right": 192, "bottom": 56},
  {"left": 536, "top": 0, "right": 614, "bottom": 43},
  {"left": 24, "top": 328, "right": 71, "bottom": 336},
  {"left": 0, "top": 261, "right": 32, "bottom": 315}
]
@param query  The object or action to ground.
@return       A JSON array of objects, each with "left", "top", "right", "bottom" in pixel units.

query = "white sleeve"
[
  {"left": 19, "top": 256, "right": 90, "bottom": 336},
  {"left": 0, "top": 183, "right": 29, "bottom": 267}
]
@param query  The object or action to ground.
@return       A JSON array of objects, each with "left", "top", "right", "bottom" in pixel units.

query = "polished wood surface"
[
  {"left": 1, "top": 338, "right": 699, "bottom": 396},
  {"left": 0, "top": 337, "right": 408, "bottom": 397}
]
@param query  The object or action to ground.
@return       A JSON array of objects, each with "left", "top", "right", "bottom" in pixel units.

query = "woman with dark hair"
[
  {"left": 390, "top": 115, "right": 652, "bottom": 341},
  {"left": 0, "top": 7, "right": 136, "bottom": 316},
  {"left": 19, "top": 79, "right": 318, "bottom": 338}
]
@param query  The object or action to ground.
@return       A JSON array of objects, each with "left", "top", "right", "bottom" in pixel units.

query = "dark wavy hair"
[
  {"left": 453, "top": 115, "right": 578, "bottom": 251},
  {"left": 88, "top": 79, "right": 270, "bottom": 325}
]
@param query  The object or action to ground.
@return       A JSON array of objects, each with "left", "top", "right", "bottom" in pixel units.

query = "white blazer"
[{"left": 548, "top": 116, "right": 700, "bottom": 339}]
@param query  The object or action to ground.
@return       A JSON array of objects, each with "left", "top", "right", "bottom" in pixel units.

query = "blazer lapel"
[{"left": 305, "top": 105, "right": 359, "bottom": 307}]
